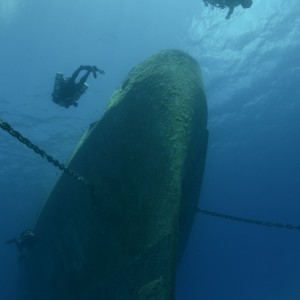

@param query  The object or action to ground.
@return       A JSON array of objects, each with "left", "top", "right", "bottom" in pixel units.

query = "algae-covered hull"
[{"left": 21, "top": 50, "right": 208, "bottom": 300}]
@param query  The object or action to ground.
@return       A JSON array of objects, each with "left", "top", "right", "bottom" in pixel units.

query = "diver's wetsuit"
[
  {"left": 52, "top": 65, "right": 104, "bottom": 108},
  {"left": 52, "top": 65, "right": 93, "bottom": 108}
]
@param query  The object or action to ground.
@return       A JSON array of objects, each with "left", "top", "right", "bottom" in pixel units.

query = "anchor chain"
[
  {"left": 3, "top": 119, "right": 298, "bottom": 224},
  {"left": 0, "top": 119, "right": 94, "bottom": 192},
  {"left": 197, "top": 208, "right": 300, "bottom": 231}
]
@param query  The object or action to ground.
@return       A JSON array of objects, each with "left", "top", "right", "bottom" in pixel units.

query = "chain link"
[
  {"left": 3, "top": 119, "right": 298, "bottom": 224},
  {"left": 0, "top": 119, "right": 95, "bottom": 194},
  {"left": 197, "top": 208, "right": 300, "bottom": 231}
]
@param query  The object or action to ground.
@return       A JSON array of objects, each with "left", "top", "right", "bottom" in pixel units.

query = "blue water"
[{"left": 0, "top": 0, "right": 299, "bottom": 299}]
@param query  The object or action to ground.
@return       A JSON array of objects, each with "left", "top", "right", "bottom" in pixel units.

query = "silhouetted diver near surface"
[
  {"left": 203, "top": 0, "right": 253, "bottom": 19},
  {"left": 52, "top": 65, "right": 105, "bottom": 108},
  {"left": 6, "top": 229, "right": 39, "bottom": 262}
]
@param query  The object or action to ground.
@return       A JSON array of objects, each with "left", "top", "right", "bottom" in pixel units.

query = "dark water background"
[{"left": 1, "top": 0, "right": 300, "bottom": 299}]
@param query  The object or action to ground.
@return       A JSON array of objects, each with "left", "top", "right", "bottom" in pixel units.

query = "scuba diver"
[
  {"left": 52, "top": 65, "right": 105, "bottom": 108},
  {"left": 6, "top": 229, "right": 39, "bottom": 262},
  {"left": 203, "top": 0, "right": 253, "bottom": 19}
]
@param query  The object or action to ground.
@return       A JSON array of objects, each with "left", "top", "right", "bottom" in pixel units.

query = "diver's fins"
[
  {"left": 5, "top": 238, "right": 17, "bottom": 244},
  {"left": 93, "top": 66, "right": 105, "bottom": 75}
]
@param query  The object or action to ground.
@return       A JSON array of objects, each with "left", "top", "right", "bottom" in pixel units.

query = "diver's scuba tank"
[
  {"left": 53, "top": 72, "right": 63, "bottom": 93},
  {"left": 52, "top": 72, "right": 64, "bottom": 104}
]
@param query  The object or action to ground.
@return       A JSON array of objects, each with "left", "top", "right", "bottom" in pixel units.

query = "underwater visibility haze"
[{"left": 0, "top": 0, "right": 300, "bottom": 299}]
